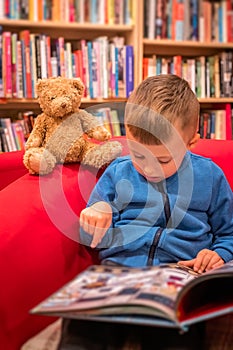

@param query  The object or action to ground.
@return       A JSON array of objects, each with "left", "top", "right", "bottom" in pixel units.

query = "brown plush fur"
[{"left": 23, "top": 77, "right": 122, "bottom": 175}]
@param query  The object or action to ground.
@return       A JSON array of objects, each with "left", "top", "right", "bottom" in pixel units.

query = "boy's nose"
[{"left": 144, "top": 165, "right": 155, "bottom": 176}]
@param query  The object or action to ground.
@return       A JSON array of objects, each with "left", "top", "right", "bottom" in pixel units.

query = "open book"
[{"left": 31, "top": 261, "right": 233, "bottom": 332}]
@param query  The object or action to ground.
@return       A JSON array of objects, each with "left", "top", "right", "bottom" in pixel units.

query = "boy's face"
[{"left": 126, "top": 125, "right": 199, "bottom": 183}]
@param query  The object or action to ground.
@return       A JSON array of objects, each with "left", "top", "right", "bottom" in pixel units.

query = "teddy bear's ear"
[{"left": 72, "top": 78, "right": 85, "bottom": 96}]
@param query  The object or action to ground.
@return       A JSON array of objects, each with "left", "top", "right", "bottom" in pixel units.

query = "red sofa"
[{"left": 0, "top": 137, "right": 233, "bottom": 350}]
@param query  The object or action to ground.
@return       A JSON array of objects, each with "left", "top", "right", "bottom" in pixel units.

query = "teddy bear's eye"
[{"left": 50, "top": 96, "right": 56, "bottom": 100}]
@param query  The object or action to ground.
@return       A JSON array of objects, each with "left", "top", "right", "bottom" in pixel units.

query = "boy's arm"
[{"left": 180, "top": 166, "right": 233, "bottom": 273}]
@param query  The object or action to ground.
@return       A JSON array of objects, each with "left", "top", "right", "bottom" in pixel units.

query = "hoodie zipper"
[
  {"left": 147, "top": 227, "right": 164, "bottom": 266},
  {"left": 147, "top": 183, "right": 171, "bottom": 266}
]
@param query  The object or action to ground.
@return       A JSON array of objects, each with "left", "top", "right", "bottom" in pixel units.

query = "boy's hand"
[
  {"left": 178, "top": 249, "right": 224, "bottom": 273},
  {"left": 80, "top": 201, "right": 112, "bottom": 248}
]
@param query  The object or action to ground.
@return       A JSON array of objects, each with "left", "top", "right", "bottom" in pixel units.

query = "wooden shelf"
[
  {"left": 0, "top": 19, "right": 134, "bottom": 40},
  {"left": 143, "top": 39, "right": 233, "bottom": 57},
  {"left": 0, "top": 98, "right": 128, "bottom": 117}
]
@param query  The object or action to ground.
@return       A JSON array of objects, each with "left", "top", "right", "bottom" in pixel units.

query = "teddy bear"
[{"left": 23, "top": 76, "right": 122, "bottom": 175}]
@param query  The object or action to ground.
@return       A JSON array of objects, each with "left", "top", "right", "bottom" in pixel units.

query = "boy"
[
  {"left": 80, "top": 74, "right": 233, "bottom": 272},
  {"left": 59, "top": 75, "right": 233, "bottom": 349}
]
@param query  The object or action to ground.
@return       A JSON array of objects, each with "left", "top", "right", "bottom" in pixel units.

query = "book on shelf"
[
  {"left": 124, "top": 45, "right": 134, "bottom": 98},
  {"left": 16, "top": 40, "right": 24, "bottom": 99},
  {"left": 199, "top": 103, "right": 232, "bottom": 140},
  {"left": 0, "top": 126, "right": 9, "bottom": 152},
  {"left": 0, "top": 26, "right": 3, "bottom": 98},
  {"left": 11, "top": 122, "right": 26, "bottom": 150},
  {"left": 31, "top": 261, "right": 233, "bottom": 332},
  {"left": 2, "top": 31, "right": 12, "bottom": 98},
  {"left": 0, "top": 118, "right": 17, "bottom": 152},
  {"left": 11, "top": 32, "right": 17, "bottom": 98},
  {"left": 19, "top": 29, "right": 33, "bottom": 98},
  {"left": 109, "top": 109, "right": 121, "bottom": 136}
]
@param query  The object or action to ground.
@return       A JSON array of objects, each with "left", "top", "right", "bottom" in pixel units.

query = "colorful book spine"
[
  {"left": 29, "top": 33, "right": 37, "bottom": 98},
  {"left": 87, "top": 41, "right": 94, "bottom": 98},
  {"left": 80, "top": 39, "right": 88, "bottom": 97},
  {"left": 16, "top": 40, "right": 24, "bottom": 98},
  {"left": 2, "top": 31, "right": 12, "bottom": 98},
  {"left": 92, "top": 41, "right": 101, "bottom": 97},
  {"left": 226, "top": 0, "right": 233, "bottom": 42},
  {"left": 35, "top": 34, "right": 42, "bottom": 81},
  {"left": 20, "top": 29, "right": 32, "bottom": 98},
  {"left": 0, "top": 118, "right": 17, "bottom": 151},
  {"left": 190, "top": 0, "right": 198, "bottom": 40},
  {"left": 125, "top": 45, "right": 134, "bottom": 98},
  {"left": 0, "top": 26, "right": 3, "bottom": 97},
  {"left": 11, "top": 32, "right": 17, "bottom": 98}
]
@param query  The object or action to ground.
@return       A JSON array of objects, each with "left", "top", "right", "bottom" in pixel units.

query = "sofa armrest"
[
  {"left": 0, "top": 163, "right": 99, "bottom": 350},
  {"left": 0, "top": 151, "right": 27, "bottom": 190}
]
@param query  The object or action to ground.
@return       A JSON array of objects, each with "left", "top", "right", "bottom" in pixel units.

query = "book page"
[
  {"left": 176, "top": 260, "right": 233, "bottom": 325},
  {"left": 32, "top": 263, "right": 197, "bottom": 322}
]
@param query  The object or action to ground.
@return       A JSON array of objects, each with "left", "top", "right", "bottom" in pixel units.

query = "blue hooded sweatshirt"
[{"left": 80, "top": 151, "right": 233, "bottom": 267}]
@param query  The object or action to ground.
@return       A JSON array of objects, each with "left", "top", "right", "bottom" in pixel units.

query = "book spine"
[
  {"left": 226, "top": 0, "right": 233, "bottom": 42},
  {"left": 0, "top": 126, "right": 10, "bottom": 152},
  {"left": 0, "top": 26, "right": 3, "bottom": 97},
  {"left": 20, "top": 38, "right": 27, "bottom": 97},
  {"left": 11, "top": 32, "right": 17, "bottom": 98},
  {"left": 92, "top": 41, "right": 101, "bottom": 97},
  {"left": 2, "top": 31, "right": 12, "bottom": 98},
  {"left": 12, "top": 122, "right": 26, "bottom": 150},
  {"left": 190, "top": 0, "right": 198, "bottom": 41},
  {"left": 65, "top": 41, "right": 73, "bottom": 78},
  {"left": 20, "top": 30, "right": 32, "bottom": 98},
  {"left": 87, "top": 41, "right": 94, "bottom": 99},
  {"left": 125, "top": 45, "right": 134, "bottom": 98},
  {"left": 57, "top": 36, "right": 65, "bottom": 77},
  {"left": 29, "top": 33, "right": 37, "bottom": 98},
  {"left": 45, "top": 35, "right": 52, "bottom": 78},
  {"left": 80, "top": 39, "right": 89, "bottom": 97},
  {"left": 156, "top": 0, "right": 164, "bottom": 39},
  {"left": 0, "top": 118, "right": 17, "bottom": 151},
  {"left": 35, "top": 34, "right": 42, "bottom": 81},
  {"left": 174, "top": 0, "right": 184, "bottom": 41},
  {"left": 16, "top": 40, "right": 24, "bottom": 98},
  {"left": 40, "top": 34, "right": 48, "bottom": 79}
]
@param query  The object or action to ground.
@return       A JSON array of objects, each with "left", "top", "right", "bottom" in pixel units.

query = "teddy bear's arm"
[
  {"left": 24, "top": 113, "right": 47, "bottom": 149},
  {"left": 78, "top": 110, "right": 111, "bottom": 141}
]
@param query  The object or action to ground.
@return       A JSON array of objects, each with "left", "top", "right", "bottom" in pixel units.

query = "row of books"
[
  {"left": 198, "top": 104, "right": 233, "bottom": 140},
  {"left": 89, "top": 105, "right": 125, "bottom": 137},
  {"left": 144, "top": 0, "right": 233, "bottom": 42},
  {"left": 0, "top": 111, "right": 35, "bottom": 152},
  {"left": 0, "top": 0, "right": 133, "bottom": 25},
  {"left": 0, "top": 30, "right": 134, "bottom": 99},
  {"left": 143, "top": 52, "right": 233, "bottom": 98}
]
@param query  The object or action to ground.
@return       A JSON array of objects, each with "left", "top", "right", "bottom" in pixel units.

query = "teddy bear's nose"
[{"left": 61, "top": 102, "right": 67, "bottom": 108}]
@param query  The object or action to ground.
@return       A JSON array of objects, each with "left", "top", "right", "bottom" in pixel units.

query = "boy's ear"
[{"left": 188, "top": 133, "right": 200, "bottom": 150}]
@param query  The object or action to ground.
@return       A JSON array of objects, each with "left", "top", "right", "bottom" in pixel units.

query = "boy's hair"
[{"left": 125, "top": 74, "right": 200, "bottom": 145}]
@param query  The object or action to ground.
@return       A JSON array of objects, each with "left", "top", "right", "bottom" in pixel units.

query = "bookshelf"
[
  {"left": 0, "top": 0, "right": 142, "bottom": 114},
  {"left": 0, "top": 0, "right": 233, "bottom": 149}
]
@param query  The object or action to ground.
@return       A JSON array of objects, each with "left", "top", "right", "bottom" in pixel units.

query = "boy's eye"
[
  {"left": 158, "top": 159, "right": 171, "bottom": 164},
  {"left": 133, "top": 153, "right": 145, "bottom": 159}
]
